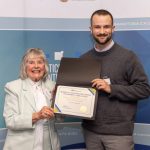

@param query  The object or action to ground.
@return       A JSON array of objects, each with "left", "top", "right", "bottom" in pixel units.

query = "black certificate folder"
[
  {"left": 56, "top": 57, "right": 101, "bottom": 86},
  {"left": 54, "top": 57, "right": 101, "bottom": 120}
]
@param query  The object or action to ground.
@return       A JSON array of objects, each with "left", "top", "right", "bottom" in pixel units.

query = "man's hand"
[{"left": 91, "top": 78, "right": 111, "bottom": 93}]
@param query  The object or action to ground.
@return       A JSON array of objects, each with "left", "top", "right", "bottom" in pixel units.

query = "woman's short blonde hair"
[{"left": 19, "top": 48, "right": 49, "bottom": 81}]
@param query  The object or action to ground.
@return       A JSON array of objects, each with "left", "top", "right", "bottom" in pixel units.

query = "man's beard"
[{"left": 93, "top": 33, "right": 112, "bottom": 45}]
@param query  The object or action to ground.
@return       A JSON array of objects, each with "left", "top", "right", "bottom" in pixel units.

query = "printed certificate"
[
  {"left": 54, "top": 85, "right": 97, "bottom": 119},
  {"left": 54, "top": 57, "right": 100, "bottom": 119}
]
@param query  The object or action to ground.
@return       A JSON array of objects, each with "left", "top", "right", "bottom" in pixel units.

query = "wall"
[{"left": 0, "top": 0, "right": 150, "bottom": 149}]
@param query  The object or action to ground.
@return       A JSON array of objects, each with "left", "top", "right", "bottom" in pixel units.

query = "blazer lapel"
[
  {"left": 22, "top": 79, "right": 37, "bottom": 111},
  {"left": 42, "top": 82, "right": 52, "bottom": 107}
]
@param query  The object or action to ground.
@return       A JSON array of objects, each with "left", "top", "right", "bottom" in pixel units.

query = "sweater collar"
[{"left": 94, "top": 40, "right": 114, "bottom": 52}]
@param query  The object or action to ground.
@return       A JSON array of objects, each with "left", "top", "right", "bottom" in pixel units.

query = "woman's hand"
[{"left": 32, "top": 106, "right": 54, "bottom": 123}]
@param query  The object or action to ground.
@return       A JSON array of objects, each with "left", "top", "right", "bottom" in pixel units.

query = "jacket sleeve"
[
  {"left": 110, "top": 52, "right": 150, "bottom": 101},
  {"left": 3, "top": 82, "right": 35, "bottom": 130}
]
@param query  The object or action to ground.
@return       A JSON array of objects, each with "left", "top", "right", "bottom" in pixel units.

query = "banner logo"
[
  {"left": 60, "top": 0, "right": 68, "bottom": 2},
  {"left": 54, "top": 51, "right": 64, "bottom": 60}
]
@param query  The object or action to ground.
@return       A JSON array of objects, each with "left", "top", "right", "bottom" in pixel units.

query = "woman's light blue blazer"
[{"left": 3, "top": 78, "right": 60, "bottom": 150}]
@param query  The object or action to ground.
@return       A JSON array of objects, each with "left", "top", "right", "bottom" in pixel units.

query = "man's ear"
[
  {"left": 89, "top": 26, "right": 92, "bottom": 34},
  {"left": 112, "top": 25, "right": 115, "bottom": 33}
]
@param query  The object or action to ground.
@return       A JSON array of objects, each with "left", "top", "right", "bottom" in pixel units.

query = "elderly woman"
[{"left": 3, "top": 48, "right": 60, "bottom": 150}]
